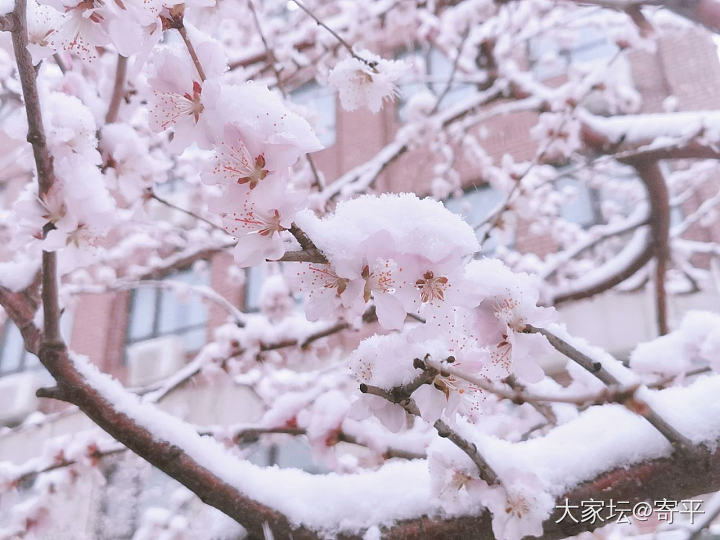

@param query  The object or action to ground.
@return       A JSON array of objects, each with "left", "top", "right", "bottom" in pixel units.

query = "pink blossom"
[
  {"left": 328, "top": 50, "right": 407, "bottom": 113},
  {"left": 466, "top": 260, "right": 556, "bottom": 383}
]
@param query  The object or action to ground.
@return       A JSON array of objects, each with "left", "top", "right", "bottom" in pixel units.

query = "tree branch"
[
  {"left": 526, "top": 325, "right": 694, "bottom": 450},
  {"left": 631, "top": 160, "right": 671, "bottom": 335},
  {"left": 383, "top": 439, "right": 720, "bottom": 539},
  {"left": 105, "top": 54, "right": 127, "bottom": 124},
  {"left": 360, "top": 376, "right": 500, "bottom": 485}
]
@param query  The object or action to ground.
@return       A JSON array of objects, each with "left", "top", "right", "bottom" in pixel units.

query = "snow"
[
  {"left": 0, "top": 255, "right": 40, "bottom": 291},
  {"left": 637, "top": 376, "right": 720, "bottom": 445},
  {"left": 67, "top": 350, "right": 720, "bottom": 535},
  {"left": 474, "top": 375, "right": 720, "bottom": 497},
  {"left": 631, "top": 311, "right": 720, "bottom": 377},
  {"left": 0, "top": 0, "right": 13, "bottom": 15},
  {"left": 349, "top": 332, "right": 446, "bottom": 389},
  {"left": 69, "top": 353, "right": 436, "bottom": 534},
  {"left": 580, "top": 110, "right": 720, "bottom": 147},
  {"left": 545, "top": 322, "right": 640, "bottom": 386},
  {"left": 328, "top": 51, "right": 407, "bottom": 113},
  {"left": 295, "top": 193, "right": 479, "bottom": 265}
]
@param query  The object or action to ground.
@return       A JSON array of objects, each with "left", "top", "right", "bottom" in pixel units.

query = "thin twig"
[
  {"left": 245, "top": 4, "right": 325, "bottom": 190},
  {"left": 431, "top": 30, "right": 470, "bottom": 114},
  {"left": 360, "top": 384, "right": 499, "bottom": 484},
  {"left": 526, "top": 325, "right": 694, "bottom": 450},
  {"left": 52, "top": 53, "right": 67, "bottom": 74},
  {"left": 177, "top": 26, "right": 206, "bottom": 82},
  {"left": 149, "top": 190, "right": 228, "bottom": 234},
  {"left": 289, "top": 0, "right": 377, "bottom": 71},
  {"left": 105, "top": 55, "right": 127, "bottom": 124}
]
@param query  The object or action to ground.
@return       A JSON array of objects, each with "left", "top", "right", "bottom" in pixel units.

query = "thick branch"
[
  {"left": 383, "top": 439, "right": 720, "bottom": 539},
  {"left": 0, "top": 284, "right": 41, "bottom": 354},
  {"left": 551, "top": 228, "right": 654, "bottom": 304},
  {"left": 39, "top": 345, "right": 316, "bottom": 538},
  {"left": 631, "top": 160, "right": 671, "bottom": 335}
]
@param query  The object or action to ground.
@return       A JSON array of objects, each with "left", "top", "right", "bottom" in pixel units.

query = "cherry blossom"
[
  {"left": 209, "top": 181, "right": 304, "bottom": 267},
  {"left": 146, "top": 40, "right": 226, "bottom": 150},
  {"left": 460, "top": 260, "right": 556, "bottom": 383},
  {"left": 100, "top": 123, "right": 170, "bottom": 203},
  {"left": 475, "top": 472, "right": 554, "bottom": 540},
  {"left": 26, "top": 0, "right": 63, "bottom": 63},
  {"left": 328, "top": 50, "right": 407, "bottom": 113}
]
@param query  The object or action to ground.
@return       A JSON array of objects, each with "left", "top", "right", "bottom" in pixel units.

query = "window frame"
[
  {"left": 0, "top": 321, "right": 42, "bottom": 377},
  {"left": 124, "top": 268, "right": 210, "bottom": 356}
]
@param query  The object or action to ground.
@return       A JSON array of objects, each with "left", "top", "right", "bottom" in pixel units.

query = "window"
[
  {"left": 0, "top": 313, "right": 72, "bottom": 377},
  {"left": 248, "top": 438, "right": 326, "bottom": 474},
  {"left": 444, "top": 184, "right": 504, "bottom": 224},
  {"left": 243, "top": 263, "right": 268, "bottom": 313},
  {"left": 0, "top": 321, "right": 40, "bottom": 376},
  {"left": 125, "top": 269, "right": 209, "bottom": 353},
  {"left": 444, "top": 184, "right": 509, "bottom": 253},
  {"left": 291, "top": 82, "right": 336, "bottom": 147},
  {"left": 396, "top": 46, "right": 477, "bottom": 121},
  {"left": 556, "top": 165, "right": 649, "bottom": 229},
  {"left": 529, "top": 28, "right": 618, "bottom": 80},
  {"left": 556, "top": 176, "right": 603, "bottom": 228}
]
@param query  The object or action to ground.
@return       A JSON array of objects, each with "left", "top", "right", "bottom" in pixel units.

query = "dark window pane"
[
  {"left": 157, "top": 272, "right": 208, "bottom": 334},
  {"left": 128, "top": 288, "right": 156, "bottom": 341},
  {"left": 0, "top": 323, "right": 24, "bottom": 374}
]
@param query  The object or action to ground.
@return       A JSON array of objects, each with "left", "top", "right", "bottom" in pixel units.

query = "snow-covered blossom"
[
  {"left": 463, "top": 260, "right": 556, "bottom": 383},
  {"left": 100, "top": 123, "right": 170, "bottom": 202},
  {"left": 349, "top": 333, "right": 495, "bottom": 426},
  {"left": 475, "top": 472, "right": 554, "bottom": 540},
  {"left": 197, "top": 81, "right": 321, "bottom": 266},
  {"left": 429, "top": 440, "right": 553, "bottom": 540},
  {"left": 328, "top": 50, "right": 407, "bottom": 113},
  {"left": 530, "top": 112, "right": 582, "bottom": 163},
  {"left": 205, "top": 95, "right": 321, "bottom": 192},
  {"left": 26, "top": 0, "right": 63, "bottom": 63},
  {"left": 293, "top": 193, "right": 480, "bottom": 328},
  {"left": 40, "top": 91, "right": 100, "bottom": 163}
]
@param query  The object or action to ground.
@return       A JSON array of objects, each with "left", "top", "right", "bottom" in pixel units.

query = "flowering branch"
[
  {"left": 360, "top": 369, "right": 500, "bottom": 485},
  {"left": 525, "top": 325, "right": 694, "bottom": 450}
]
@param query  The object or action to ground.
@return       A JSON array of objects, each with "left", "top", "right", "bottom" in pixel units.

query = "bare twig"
[
  {"left": 149, "top": 190, "right": 228, "bottom": 234},
  {"left": 289, "top": 0, "right": 377, "bottom": 70},
  {"left": 276, "top": 224, "right": 328, "bottom": 263},
  {"left": 245, "top": 0, "right": 324, "bottom": 190}
]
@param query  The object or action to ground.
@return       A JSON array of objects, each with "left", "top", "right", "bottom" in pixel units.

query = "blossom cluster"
[{"left": 287, "top": 193, "right": 557, "bottom": 428}]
